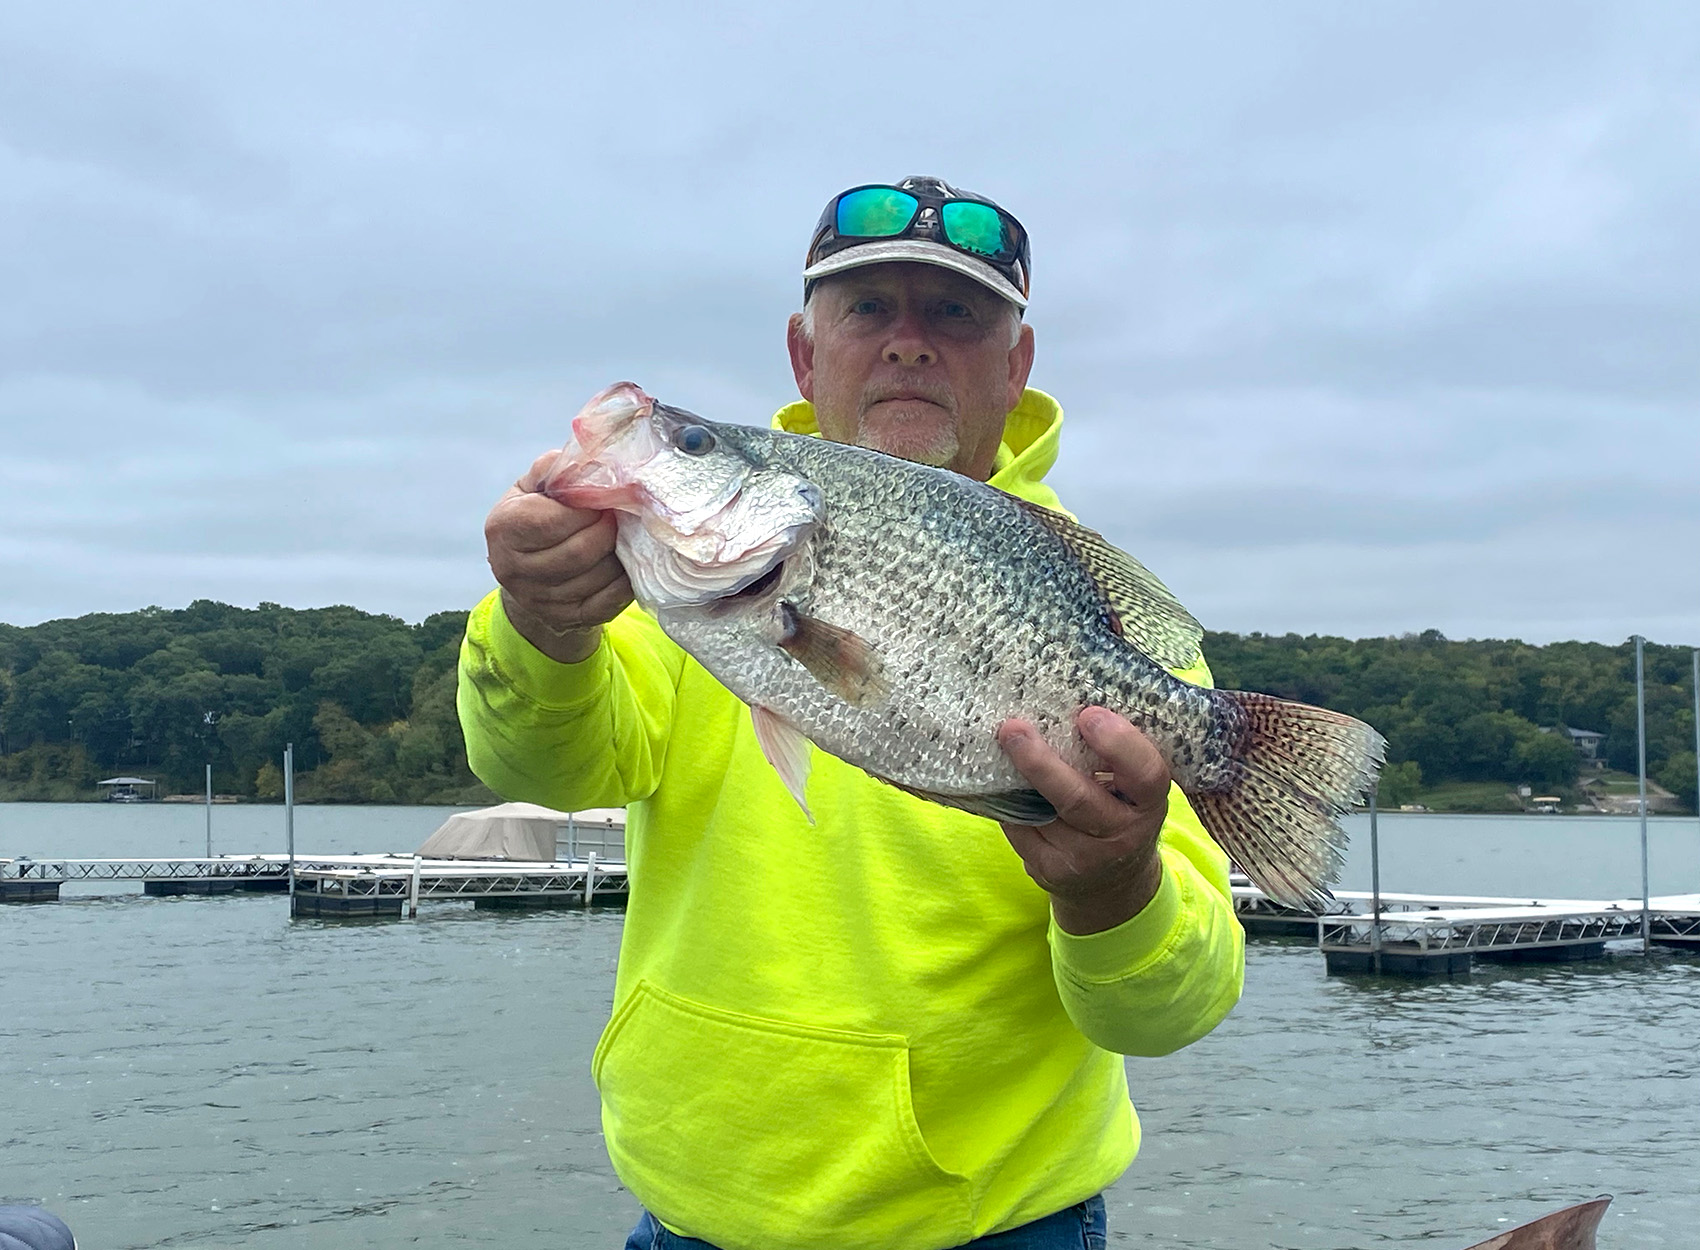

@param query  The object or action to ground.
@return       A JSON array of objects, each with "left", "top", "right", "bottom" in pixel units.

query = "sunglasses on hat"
[{"left": 805, "top": 181, "right": 1031, "bottom": 302}]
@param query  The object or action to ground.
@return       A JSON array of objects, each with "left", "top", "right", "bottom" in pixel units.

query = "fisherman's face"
[{"left": 787, "top": 263, "right": 1035, "bottom": 482}]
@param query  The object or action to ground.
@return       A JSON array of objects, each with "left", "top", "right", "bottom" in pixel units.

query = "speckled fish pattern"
[
  {"left": 550, "top": 388, "right": 1385, "bottom": 909},
  {"left": 659, "top": 423, "right": 1226, "bottom": 801}
]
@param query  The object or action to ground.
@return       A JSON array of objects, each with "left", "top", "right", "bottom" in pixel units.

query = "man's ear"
[
  {"left": 1006, "top": 321, "right": 1036, "bottom": 412},
  {"left": 787, "top": 313, "right": 815, "bottom": 401}
]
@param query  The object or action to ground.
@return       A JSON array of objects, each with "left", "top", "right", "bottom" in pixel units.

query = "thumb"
[{"left": 517, "top": 447, "right": 565, "bottom": 493}]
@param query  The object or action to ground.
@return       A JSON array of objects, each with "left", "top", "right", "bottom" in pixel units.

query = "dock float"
[
  {"left": 1232, "top": 882, "right": 1700, "bottom": 976},
  {"left": 291, "top": 856, "right": 627, "bottom": 918},
  {"left": 0, "top": 853, "right": 629, "bottom": 918},
  {"left": 2, "top": 853, "right": 423, "bottom": 901}
]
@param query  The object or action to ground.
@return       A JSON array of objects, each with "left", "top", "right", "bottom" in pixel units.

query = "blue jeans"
[{"left": 623, "top": 1194, "right": 1107, "bottom": 1250}]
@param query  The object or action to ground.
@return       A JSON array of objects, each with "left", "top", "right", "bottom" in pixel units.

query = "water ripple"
[{"left": 7, "top": 806, "right": 1699, "bottom": 1247}]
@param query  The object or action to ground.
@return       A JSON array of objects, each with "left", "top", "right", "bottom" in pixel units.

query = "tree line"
[
  {"left": 1203, "top": 629, "right": 1697, "bottom": 810},
  {"left": 0, "top": 601, "right": 490, "bottom": 804},
  {"left": 0, "top": 603, "right": 1695, "bottom": 810}
]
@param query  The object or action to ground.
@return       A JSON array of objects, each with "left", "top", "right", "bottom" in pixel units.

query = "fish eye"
[{"left": 674, "top": 424, "right": 715, "bottom": 455}]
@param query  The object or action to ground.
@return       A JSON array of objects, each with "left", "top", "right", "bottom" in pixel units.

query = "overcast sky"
[{"left": 2, "top": 1, "right": 1696, "bottom": 644}]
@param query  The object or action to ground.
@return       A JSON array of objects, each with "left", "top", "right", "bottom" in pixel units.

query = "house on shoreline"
[
  {"left": 1562, "top": 727, "right": 1605, "bottom": 763},
  {"left": 96, "top": 777, "right": 158, "bottom": 802}
]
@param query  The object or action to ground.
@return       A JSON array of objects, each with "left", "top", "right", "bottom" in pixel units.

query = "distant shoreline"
[{"left": 0, "top": 796, "right": 1693, "bottom": 821}]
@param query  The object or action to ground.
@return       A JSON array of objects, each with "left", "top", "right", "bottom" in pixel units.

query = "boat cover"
[{"left": 415, "top": 801, "right": 570, "bottom": 861}]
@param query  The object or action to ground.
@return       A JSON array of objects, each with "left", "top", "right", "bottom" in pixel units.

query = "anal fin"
[
  {"left": 891, "top": 782, "right": 1058, "bottom": 827},
  {"left": 751, "top": 704, "right": 815, "bottom": 822}
]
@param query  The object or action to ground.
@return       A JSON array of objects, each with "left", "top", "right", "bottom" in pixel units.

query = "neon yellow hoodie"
[{"left": 457, "top": 389, "right": 1244, "bottom": 1250}]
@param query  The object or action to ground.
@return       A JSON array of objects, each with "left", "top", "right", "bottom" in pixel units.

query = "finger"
[
  {"left": 999, "top": 820, "right": 1056, "bottom": 883},
  {"left": 1076, "top": 708, "right": 1171, "bottom": 809},
  {"left": 516, "top": 448, "right": 564, "bottom": 493},
  {"left": 493, "top": 510, "right": 618, "bottom": 580},
  {"left": 490, "top": 494, "right": 614, "bottom": 557},
  {"left": 1002, "top": 818, "right": 1121, "bottom": 898},
  {"left": 507, "top": 580, "right": 634, "bottom": 638},
  {"left": 997, "top": 719, "right": 1128, "bottom": 838},
  {"left": 498, "top": 547, "right": 627, "bottom": 607},
  {"left": 575, "top": 572, "right": 635, "bottom": 625}
]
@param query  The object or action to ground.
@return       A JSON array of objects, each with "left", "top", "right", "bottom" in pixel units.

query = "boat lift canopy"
[{"left": 96, "top": 777, "right": 158, "bottom": 800}]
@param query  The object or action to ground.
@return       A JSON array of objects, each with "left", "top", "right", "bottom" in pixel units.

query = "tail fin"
[{"left": 1189, "top": 691, "right": 1386, "bottom": 911}]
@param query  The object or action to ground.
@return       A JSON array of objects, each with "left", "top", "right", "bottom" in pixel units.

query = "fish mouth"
[
  {"left": 729, "top": 560, "right": 786, "bottom": 600},
  {"left": 692, "top": 479, "right": 819, "bottom": 613},
  {"left": 701, "top": 555, "right": 789, "bottom": 616}
]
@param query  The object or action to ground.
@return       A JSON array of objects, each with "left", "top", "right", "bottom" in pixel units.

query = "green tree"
[
  {"left": 1512, "top": 730, "right": 1579, "bottom": 789},
  {"left": 255, "top": 760, "right": 284, "bottom": 800},
  {"left": 1655, "top": 751, "right": 1698, "bottom": 812},
  {"left": 1377, "top": 760, "right": 1422, "bottom": 807},
  {"left": 1, "top": 601, "right": 1688, "bottom": 809}
]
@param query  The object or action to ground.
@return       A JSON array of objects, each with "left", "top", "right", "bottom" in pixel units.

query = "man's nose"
[{"left": 882, "top": 310, "right": 935, "bottom": 366}]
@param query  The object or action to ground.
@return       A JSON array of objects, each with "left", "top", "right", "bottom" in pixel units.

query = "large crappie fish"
[{"left": 542, "top": 382, "right": 1385, "bottom": 909}]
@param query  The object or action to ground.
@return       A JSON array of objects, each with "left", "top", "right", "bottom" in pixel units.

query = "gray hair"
[{"left": 798, "top": 289, "right": 1024, "bottom": 348}]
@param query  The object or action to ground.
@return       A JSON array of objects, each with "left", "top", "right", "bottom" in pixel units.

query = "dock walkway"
[
  {"left": 11, "top": 853, "right": 1696, "bottom": 958},
  {"left": 1233, "top": 882, "right": 1700, "bottom": 975},
  {"left": 291, "top": 856, "right": 628, "bottom": 917},
  {"left": 0, "top": 852, "right": 630, "bottom": 915}
]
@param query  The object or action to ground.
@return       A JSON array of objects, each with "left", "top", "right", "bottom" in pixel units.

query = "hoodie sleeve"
[
  {"left": 456, "top": 590, "right": 687, "bottom": 810},
  {"left": 1046, "top": 790, "right": 1245, "bottom": 1056},
  {"left": 1044, "top": 649, "right": 1245, "bottom": 1056}
]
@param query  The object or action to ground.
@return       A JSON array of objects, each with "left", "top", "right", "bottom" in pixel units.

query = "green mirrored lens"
[
  {"left": 941, "top": 201, "right": 1011, "bottom": 259},
  {"left": 836, "top": 188, "right": 919, "bottom": 238}
]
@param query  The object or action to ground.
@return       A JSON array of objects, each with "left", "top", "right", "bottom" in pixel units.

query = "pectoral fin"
[
  {"left": 751, "top": 703, "right": 814, "bottom": 822},
  {"left": 777, "top": 604, "right": 889, "bottom": 707}
]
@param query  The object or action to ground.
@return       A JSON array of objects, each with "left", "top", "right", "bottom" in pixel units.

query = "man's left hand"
[{"left": 996, "top": 707, "right": 1170, "bottom": 936}]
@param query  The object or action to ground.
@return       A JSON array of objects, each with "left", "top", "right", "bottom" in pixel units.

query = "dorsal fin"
[{"left": 1012, "top": 498, "right": 1205, "bottom": 671}]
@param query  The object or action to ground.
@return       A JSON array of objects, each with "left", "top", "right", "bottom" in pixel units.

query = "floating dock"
[
  {"left": 1, "top": 853, "right": 328, "bottom": 900},
  {"left": 292, "top": 856, "right": 627, "bottom": 917},
  {"left": 1232, "top": 881, "right": 1700, "bottom": 975},
  {"left": 10, "top": 852, "right": 1696, "bottom": 959},
  {"left": 0, "top": 852, "right": 629, "bottom": 917}
]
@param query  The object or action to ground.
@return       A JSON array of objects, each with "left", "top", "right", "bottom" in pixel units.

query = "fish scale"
[
  {"left": 544, "top": 382, "right": 1386, "bottom": 909},
  {"left": 671, "top": 428, "right": 1210, "bottom": 798}
]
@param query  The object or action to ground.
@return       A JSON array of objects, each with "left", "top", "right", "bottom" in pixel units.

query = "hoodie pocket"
[{"left": 593, "top": 980, "right": 973, "bottom": 1248}]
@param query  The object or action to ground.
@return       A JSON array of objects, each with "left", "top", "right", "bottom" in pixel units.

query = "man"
[{"left": 458, "top": 176, "right": 1244, "bottom": 1250}]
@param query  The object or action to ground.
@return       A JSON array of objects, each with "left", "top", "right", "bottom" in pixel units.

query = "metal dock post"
[
  {"left": 1636, "top": 636, "right": 1650, "bottom": 954},
  {"left": 284, "top": 744, "right": 296, "bottom": 903},
  {"left": 1369, "top": 792, "right": 1383, "bottom": 974}
]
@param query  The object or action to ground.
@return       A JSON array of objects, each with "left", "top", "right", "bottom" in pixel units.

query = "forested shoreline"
[
  {"left": 1, "top": 602, "right": 1695, "bottom": 812},
  {"left": 0, "top": 602, "right": 491, "bottom": 806}
]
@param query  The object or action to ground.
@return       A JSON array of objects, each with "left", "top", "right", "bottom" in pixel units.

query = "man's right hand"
[{"left": 484, "top": 449, "right": 634, "bottom": 665}]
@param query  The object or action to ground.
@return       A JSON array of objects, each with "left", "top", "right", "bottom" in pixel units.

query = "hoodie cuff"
[
  {"left": 1049, "top": 851, "right": 1186, "bottom": 983},
  {"left": 479, "top": 590, "right": 614, "bottom": 712}
]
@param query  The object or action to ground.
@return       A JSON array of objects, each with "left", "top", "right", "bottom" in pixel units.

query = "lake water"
[{"left": 4, "top": 803, "right": 1699, "bottom": 1249}]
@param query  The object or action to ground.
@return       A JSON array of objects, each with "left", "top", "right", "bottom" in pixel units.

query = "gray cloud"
[{"left": 1, "top": 0, "right": 1696, "bottom": 644}]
